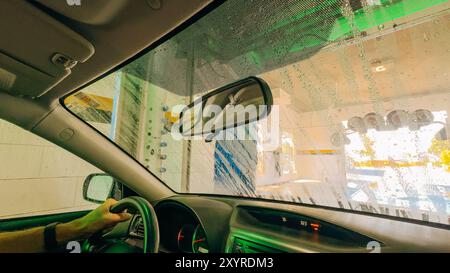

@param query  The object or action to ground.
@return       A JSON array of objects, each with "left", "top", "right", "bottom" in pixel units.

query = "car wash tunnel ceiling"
[
  {"left": 122, "top": 0, "right": 447, "bottom": 97},
  {"left": 65, "top": 0, "right": 450, "bottom": 140}
]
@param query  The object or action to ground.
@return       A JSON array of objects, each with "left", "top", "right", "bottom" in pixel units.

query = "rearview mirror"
[
  {"left": 179, "top": 77, "right": 273, "bottom": 136},
  {"left": 83, "top": 174, "right": 120, "bottom": 204}
]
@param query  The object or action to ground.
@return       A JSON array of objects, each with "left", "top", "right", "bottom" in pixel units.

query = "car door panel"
[{"left": 0, "top": 210, "right": 90, "bottom": 233}]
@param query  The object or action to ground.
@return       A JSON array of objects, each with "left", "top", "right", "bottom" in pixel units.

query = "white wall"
[{"left": 0, "top": 120, "right": 99, "bottom": 219}]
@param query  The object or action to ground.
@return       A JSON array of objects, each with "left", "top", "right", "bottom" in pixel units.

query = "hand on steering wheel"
[
  {"left": 110, "top": 196, "right": 159, "bottom": 253},
  {"left": 81, "top": 197, "right": 159, "bottom": 253}
]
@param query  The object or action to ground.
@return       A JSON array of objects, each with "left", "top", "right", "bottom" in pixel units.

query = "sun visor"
[{"left": 0, "top": 1, "right": 94, "bottom": 98}]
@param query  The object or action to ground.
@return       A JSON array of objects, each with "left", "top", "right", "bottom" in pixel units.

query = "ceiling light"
[
  {"left": 292, "top": 179, "right": 321, "bottom": 183},
  {"left": 371, "top": 59, "right": 394, "bottom": 73},
  {"left": 374, "top": 65, "right": 387, "bottom": 72},
  {"left": 367, "top": 0, "right": 382, "bottom": 6}
]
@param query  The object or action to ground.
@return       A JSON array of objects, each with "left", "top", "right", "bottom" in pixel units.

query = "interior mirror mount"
[{"left": 83, "top": 173, "right": 122, "bottom": 204}]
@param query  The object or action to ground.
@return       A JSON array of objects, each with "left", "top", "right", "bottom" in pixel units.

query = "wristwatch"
[{"left": 44, "top": 222, "right": 60, "bottom": 252}]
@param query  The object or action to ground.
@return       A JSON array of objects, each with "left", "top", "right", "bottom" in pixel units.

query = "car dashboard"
[
  {"left": 152, "top": 195, "right": 450, "bottom": 253},
  {"left": 154, "top": 201, "right": 210, "bottom": 253}
]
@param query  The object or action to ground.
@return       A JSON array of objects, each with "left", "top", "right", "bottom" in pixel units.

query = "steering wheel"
[{"left": 84, "top": 196, "right": 160, "bottom": 253}]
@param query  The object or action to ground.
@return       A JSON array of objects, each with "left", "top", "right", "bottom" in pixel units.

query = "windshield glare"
[{"left": 65, "top": 0, "right": 450, "bottom": 226}]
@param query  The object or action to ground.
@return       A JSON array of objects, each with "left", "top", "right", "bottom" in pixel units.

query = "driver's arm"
[{"left": 0, "top": 199, "right": 131, "bottom": 253}]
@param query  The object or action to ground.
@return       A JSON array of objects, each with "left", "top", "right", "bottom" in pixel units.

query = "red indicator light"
[
  {"left": 310, "top": 223, "right": 320, "bottom": 231},
  {"left": 193, "top": 238, "right": 206, "bottom": 244},
  {"left": 177, "top": 229, "right": 184, "bottom": 242}
]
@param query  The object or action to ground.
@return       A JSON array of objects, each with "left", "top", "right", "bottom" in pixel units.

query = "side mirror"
[
  {"left": 179, "top": 76, "right": 273, "bottom": 136},
  {"left": 83, "top": 173, "right": 121, "bottom": 204}
]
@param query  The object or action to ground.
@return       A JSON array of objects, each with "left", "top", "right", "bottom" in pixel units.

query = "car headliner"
[{"left": 35, "top": 0, "right": 213, "bottom": 107}]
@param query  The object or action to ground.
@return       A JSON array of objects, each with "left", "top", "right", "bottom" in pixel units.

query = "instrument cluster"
[{"left": 155, "top": 201, "right": 209, "bottom": 253}]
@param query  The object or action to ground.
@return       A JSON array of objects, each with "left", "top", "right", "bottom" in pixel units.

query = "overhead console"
[
  {"left": 227, "top": 206, "right": 381, "bottom": 253},
  {"left": 0, "top": 1, "right": 94, "bottom": 98}
]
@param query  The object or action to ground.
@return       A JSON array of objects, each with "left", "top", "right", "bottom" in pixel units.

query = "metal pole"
[{"left": 180, "top": 40, "right": 195, "bottom": 192}]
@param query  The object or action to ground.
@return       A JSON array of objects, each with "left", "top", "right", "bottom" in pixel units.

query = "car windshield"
[{"left": 64, "top": 0, "right": 450, "bottom": 226}]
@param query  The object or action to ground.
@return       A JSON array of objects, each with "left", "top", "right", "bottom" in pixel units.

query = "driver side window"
[{"left": 0, "top": 120, "right": 99, "bottom": 219}]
